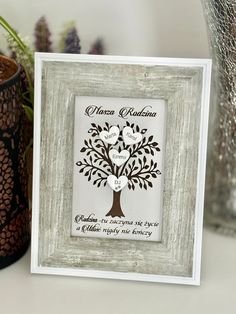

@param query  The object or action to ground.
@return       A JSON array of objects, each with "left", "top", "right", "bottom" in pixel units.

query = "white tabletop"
[{"left": 1, "top": 228, "right": 235, "bottom": 314}]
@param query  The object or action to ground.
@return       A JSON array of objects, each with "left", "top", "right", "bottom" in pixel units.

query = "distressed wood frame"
[{"left": 31, "top": 53, "right": 211, "bottom": 285}]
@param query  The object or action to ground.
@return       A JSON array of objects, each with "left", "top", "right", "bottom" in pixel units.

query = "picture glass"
[{"left": 72, "top": 96, "right": 166, "bottom": 241}]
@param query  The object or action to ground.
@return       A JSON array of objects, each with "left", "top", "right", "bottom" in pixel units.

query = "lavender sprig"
[
  {"left": 89, "top": 39, "right": 104, "bottom": 55},
  {"left": 34, "top": 16, "right": 52, "bottom": 52},
  {"left": 63, "top": 27, "right": 81, "bottom": 54}
]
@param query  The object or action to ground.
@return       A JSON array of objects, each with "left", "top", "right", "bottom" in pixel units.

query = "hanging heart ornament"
[
  {"left": 107, "top": 175, "right": 128, "bottom": 192},
  {"left": 99, "top": 126, "right": 119, "bottom": 145},
  {"left": 109, "top": 148, "right": 130, "bottom": 167},
  {"left": 123, "top": 126, "right": 142, "bottom": 145}
]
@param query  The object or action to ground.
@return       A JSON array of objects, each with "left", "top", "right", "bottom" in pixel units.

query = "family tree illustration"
[{"left": 76, "top": 122, "right": 161, "bottom": 218}]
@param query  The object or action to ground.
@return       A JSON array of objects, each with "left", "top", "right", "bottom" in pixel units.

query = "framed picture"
[{"left": 31, "top": 53, "right": 211, "bottom": 285}]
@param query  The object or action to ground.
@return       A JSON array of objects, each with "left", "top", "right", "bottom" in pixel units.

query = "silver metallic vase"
[{"left": 202, "top": 0, "right": 236, "bottom": 235}]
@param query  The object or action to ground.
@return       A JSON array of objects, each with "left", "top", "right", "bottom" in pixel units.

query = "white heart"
[
  {"left": 109, "top": 149, "right": 130, "bottom": 167},
  {"left": 107, "top": 175, "right": 128, "bottom": 192},
  {"left": 123, "top": 126, "right": 142, "bottom": 145},
  {"left": 99, "top": 126, "right": 119, "bottom": 145}
]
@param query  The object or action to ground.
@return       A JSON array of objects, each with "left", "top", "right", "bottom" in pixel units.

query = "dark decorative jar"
[{"left": 0, "top": 55, "right": 30, "bottom": 269}]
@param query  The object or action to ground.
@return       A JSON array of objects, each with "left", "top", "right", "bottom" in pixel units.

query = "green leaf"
[
  {"left": 22, "top": 104, "right": 33, "bottom": 122},
  {"left": 0, "top": 16, "right": 31, "bottom": 59},
  {"left": 0, "top": 17, "right": 34, "bottom": 103},
  {"left": 22, "top": 92, "right": 31, "bottom": 103},
  {"left": 23, "top": 138, "right": 33, "bottom": 161}
]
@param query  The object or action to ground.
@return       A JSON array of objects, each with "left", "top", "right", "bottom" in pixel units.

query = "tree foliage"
[{"left": 76, "top": 121, "right": 161, "bottom": 190}]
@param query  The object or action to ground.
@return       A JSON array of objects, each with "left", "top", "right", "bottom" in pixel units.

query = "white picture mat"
[{"left": 72, "top": 96, "right": 166, "bottom": 241}]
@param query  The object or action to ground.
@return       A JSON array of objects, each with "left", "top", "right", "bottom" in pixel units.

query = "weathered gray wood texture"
[{"left": 38, "top": 61, "right": 203, "bottom": 277}]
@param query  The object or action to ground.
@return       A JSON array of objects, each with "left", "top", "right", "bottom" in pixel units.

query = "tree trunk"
[{"left": 106, "top": 191, "right": 125, "bottom": 218}]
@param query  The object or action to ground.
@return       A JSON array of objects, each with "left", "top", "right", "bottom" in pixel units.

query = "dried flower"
[
  {"left": 7, "top": 34, "right": 34, "bottom": 83},
  {"left": 89, "top": 39, "right": 104, "bottom": 55},
  {"left": 34, "top": 16, "right": 52, "bottom": 52},
  {"left": 58, "top": 21, "right": 75, "bottom": 52},
  {"left": 63, "top": 27, "right": 81, "bottom": 54}
]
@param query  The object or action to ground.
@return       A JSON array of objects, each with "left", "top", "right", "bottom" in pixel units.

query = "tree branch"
[
  {"left": 119, "top": 138, "right": 159, "bottom": 176},
  {"left": 76, "top": 160, "right": 110, "bottom": 177}
]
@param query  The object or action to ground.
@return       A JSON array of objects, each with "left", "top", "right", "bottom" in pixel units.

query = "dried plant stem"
[{"left": 0, "top": 16, "right": 34, "bottom": 105}]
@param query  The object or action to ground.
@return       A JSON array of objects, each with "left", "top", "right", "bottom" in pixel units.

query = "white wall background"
[{"left": 0, "top": 0, "right": 209, "bottom": 58}]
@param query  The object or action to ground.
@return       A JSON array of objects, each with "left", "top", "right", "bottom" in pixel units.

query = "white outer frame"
[{"left": 31, "top": 53, "right": 212, "bottom": 285}]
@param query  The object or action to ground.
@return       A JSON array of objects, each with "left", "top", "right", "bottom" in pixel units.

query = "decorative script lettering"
[
  {"left": 118, "top": 106, "right": 157, "bottom": 119},
  {"left": 85, "top": 105, "right": 115, "bottom": 117},
  {"left": 84, "top": 105, "right": 157, "bottom": 119},
  {"left": 74, "top": 213, "right": 160, "bottom": 239}
]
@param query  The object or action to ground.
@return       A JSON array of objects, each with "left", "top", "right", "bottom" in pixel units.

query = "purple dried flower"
[
  {"left": 34, "top": 16, "right": 52, "bottom": 52},
  {"left": 63, "top": 27, "right": 81, "bottom": 54},
  {"left": 89, "top": 39, "right": 104, "bottom": 55}
]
